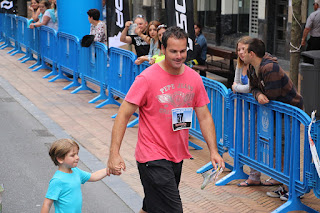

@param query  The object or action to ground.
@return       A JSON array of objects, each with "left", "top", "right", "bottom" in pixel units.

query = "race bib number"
[{"left": 172, "top": 108, "right": 193, "bottom": 131}]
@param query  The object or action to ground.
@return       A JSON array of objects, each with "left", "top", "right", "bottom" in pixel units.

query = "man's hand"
[
  {"left": 125, "top": 21, "right": 133, "bottom": 29},
  {"left": 301, "top": 39, "right": 306, "bottom": 46},
  {"left": 107, "top": 153, "right": 126, "bottom": 176},
  {"left": 210, "top": 151, "right": 225, "bottom": 170},
  {"left": 257, "top": 93, "right": 269, "bottom": 104}
]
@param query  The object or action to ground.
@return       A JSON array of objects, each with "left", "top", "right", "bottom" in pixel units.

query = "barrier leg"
[
  {"left": 28, "top": 55, "right": 41, "bottom": 68},
  {"left": 189, "top": 141, "right": 203, "bottom": 150},
  {"left": 10, "top": 43, "right": 24, "bottom": 56},
  {"left": 21, "top": 50, "right": 36, "bottom": 63},
  {"left": 127, "top": 117, "right": 139, "bottom": 128},
  {"left": 49, "top": 65, "right": 72, "bottom": 83},
  {"left": 18, "top": 53, "right": 29, "bottom": 61},
  {"left": 271, "top": 196, "right": 317, "bottom": 213},
  {"left": 95, "top": 87, "right": 120, "bottom": 108},
  {"left": 43, "top": 62, "right": 58, "bottom": 79},
  {"left": 33, "top": 59, "right": 50, "bottom": 71},
  {"left": 71, "top": 77, "right": 97, "bottom": 94},
  {"left": 7, "top": 45, "right": 18, "bottom": 54},
  {"left": 62, "top": 73, "right": 80, "bottom": 89},
  {"left": 1, "top": 43, "right": 13, "bottom": 49},
  {"left": 89, "top": 84, "right": 108, "bottom": 103}
]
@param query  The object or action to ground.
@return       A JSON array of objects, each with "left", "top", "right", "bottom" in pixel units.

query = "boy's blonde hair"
[
  {"left": 236, "top": 36, "right": 251, "bottom": 68},
  {"left": 49, "top": 139, "right": 79, "bottom": 166}
]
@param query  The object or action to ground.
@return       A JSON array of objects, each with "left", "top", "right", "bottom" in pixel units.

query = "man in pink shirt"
[{"left": 107, "top": 26, "right": 225, "bottom": 213}]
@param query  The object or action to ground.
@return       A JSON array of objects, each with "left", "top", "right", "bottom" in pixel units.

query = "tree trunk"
[
  {"left": 289, "top": 0, "right": 302, "bottom": 88},
  {"left": 193, "top": 0, "right": 198, "bottom": 22}
]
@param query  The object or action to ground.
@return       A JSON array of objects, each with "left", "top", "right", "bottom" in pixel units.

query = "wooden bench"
[{"left": 193, "top": 46, "right": 237, "bottom": 88}]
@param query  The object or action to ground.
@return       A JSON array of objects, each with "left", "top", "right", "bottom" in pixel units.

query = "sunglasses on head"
[{"left": 157, "top": 24, "right": 167, "bottom": 30}]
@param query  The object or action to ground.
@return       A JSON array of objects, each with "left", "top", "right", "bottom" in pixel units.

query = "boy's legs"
[{"left": 137, "top": 159, "right": 183, "bottom": 213}]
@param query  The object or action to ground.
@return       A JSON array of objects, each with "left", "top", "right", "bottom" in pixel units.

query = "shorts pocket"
[{"left": 145, "top": 160, "right": 175, "bottom": 186}]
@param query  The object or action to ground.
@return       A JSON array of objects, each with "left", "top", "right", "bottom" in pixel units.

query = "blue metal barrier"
[
  {"left": 1, "top": 14, "right": 15, "bottom": 50},
  {"left": 312, "top": 120, "right": 320, "bottom": 200},
  {"left": 72, "top": 42, "right": 109, "bottom": 95},
  {"left": 50, "top": 31, "right": 80, "bottom": 90},
  {"left": 6, "top": 14, "right": 19, "bottom": 55},
  {"left": 27, "top": 24, "right": 41, "bottom": 69},
  {"left": 95, "top": 47, "right": 137, "bottom": 108},
  {"left": 126, "top": 61, "right": 150, "bottom": 128},
  {"left": 16, "top": 16, "right": 32, "bottom": 62},
  {"left": 33, "top": 26, "right": 58, "bottom": 79},
  {"left": 0, "top": 13, "right": 4, "bottom": 43},
  {"left": 217, "top": 93, "right": 315, "bottom": 212},
  {"left": 193, "top": 78, "right": 233, "bottom": 172}
]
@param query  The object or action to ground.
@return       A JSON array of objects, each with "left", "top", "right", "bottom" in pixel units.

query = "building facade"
[{"left": 137, "top": 0, "right": 314, "bottom": 60}]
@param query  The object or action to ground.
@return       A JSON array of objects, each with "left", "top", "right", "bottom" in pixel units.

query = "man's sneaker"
[
  {"left": 280, "top": 192, "right": 305, "bottom": 201},
  {"left": 266, "top": 186, "right": 288, "bottom": 198}
]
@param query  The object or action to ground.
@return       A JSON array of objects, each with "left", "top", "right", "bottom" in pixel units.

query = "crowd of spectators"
[{"left": 29, "top": 0, "right": 58, "bottom": 31}]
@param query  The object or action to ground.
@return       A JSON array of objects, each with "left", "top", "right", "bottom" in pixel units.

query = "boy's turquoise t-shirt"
[{"left": 45, "top": 167, "right": 91, "bottom": 213}]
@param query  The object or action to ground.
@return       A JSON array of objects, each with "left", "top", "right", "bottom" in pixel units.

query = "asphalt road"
[{"left": 0, "top": 78, "right": 137, "bottom": 212}]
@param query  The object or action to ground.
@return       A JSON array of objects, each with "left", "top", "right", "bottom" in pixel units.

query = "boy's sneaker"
[
  {"left": 280, "top": 192, "right": 305, "bottom": 201},
  {"left": 266, "top": 186, "right": 287, "bottom": 198}
]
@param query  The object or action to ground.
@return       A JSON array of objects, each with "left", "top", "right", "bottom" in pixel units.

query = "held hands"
[
  {"left": 107, "top": 153, "right": 126, "bottom": 176},
  {"left": 257, "top": 93, "right": 269, "bottom": 104}
]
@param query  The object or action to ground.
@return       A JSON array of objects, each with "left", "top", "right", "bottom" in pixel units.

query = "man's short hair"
[
  {"left": 245, "top": 38, "right": 265, "bottom": 58},
  {"left": 162, "top": 26, "right": 188, "bottom": 49},
  {"left": 87, "top": 9, "right": 100, "bottom": 21}
]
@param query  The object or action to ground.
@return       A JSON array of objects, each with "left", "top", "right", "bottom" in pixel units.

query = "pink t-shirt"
[{"left": 125, "top": 63, "right": 209, "bottom": 163}]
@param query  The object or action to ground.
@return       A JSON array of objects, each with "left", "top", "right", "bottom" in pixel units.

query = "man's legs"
[{"left": 137, "top": 159, "right": 183, "bottom": 213}]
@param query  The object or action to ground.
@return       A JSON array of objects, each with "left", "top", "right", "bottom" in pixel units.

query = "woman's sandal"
[
  {"left": 262, "top": 178, "right": 283, "bottom": 186},
  {"left": 237, "top": 180, "right": 262, "bottom": 187}
]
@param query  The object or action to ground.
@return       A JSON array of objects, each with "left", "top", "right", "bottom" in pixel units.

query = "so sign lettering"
[
  {"left": 115, "top": 0, "right": 124, "bottom": 28},
  {"left": 175, "top": 0, "right": 193, "bottom": 51}
]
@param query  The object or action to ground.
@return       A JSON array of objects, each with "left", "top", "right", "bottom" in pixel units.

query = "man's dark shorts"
[{"left": 137, "top": 159, "right": 183, "bottom": 213}]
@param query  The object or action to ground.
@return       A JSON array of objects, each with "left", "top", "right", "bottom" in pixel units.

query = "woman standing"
[
  {"left": 232, "top": 36, "right": 251, "bottom": 94},
  {"left": 87, "top": 9, "right": 107, "bottom": 43}
]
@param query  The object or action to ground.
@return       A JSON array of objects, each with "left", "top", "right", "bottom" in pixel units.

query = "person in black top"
[{"left": 120, "top": 14, "right": 150, "bottom": 57}]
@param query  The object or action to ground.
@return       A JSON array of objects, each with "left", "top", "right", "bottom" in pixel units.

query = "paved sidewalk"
[{"left": 0, "top": 47, "right": 319, "bottom": 213}]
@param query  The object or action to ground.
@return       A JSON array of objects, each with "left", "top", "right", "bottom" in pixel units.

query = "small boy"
[{"left": 41, "top": 139, "right": 109, "bottom": 213}]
